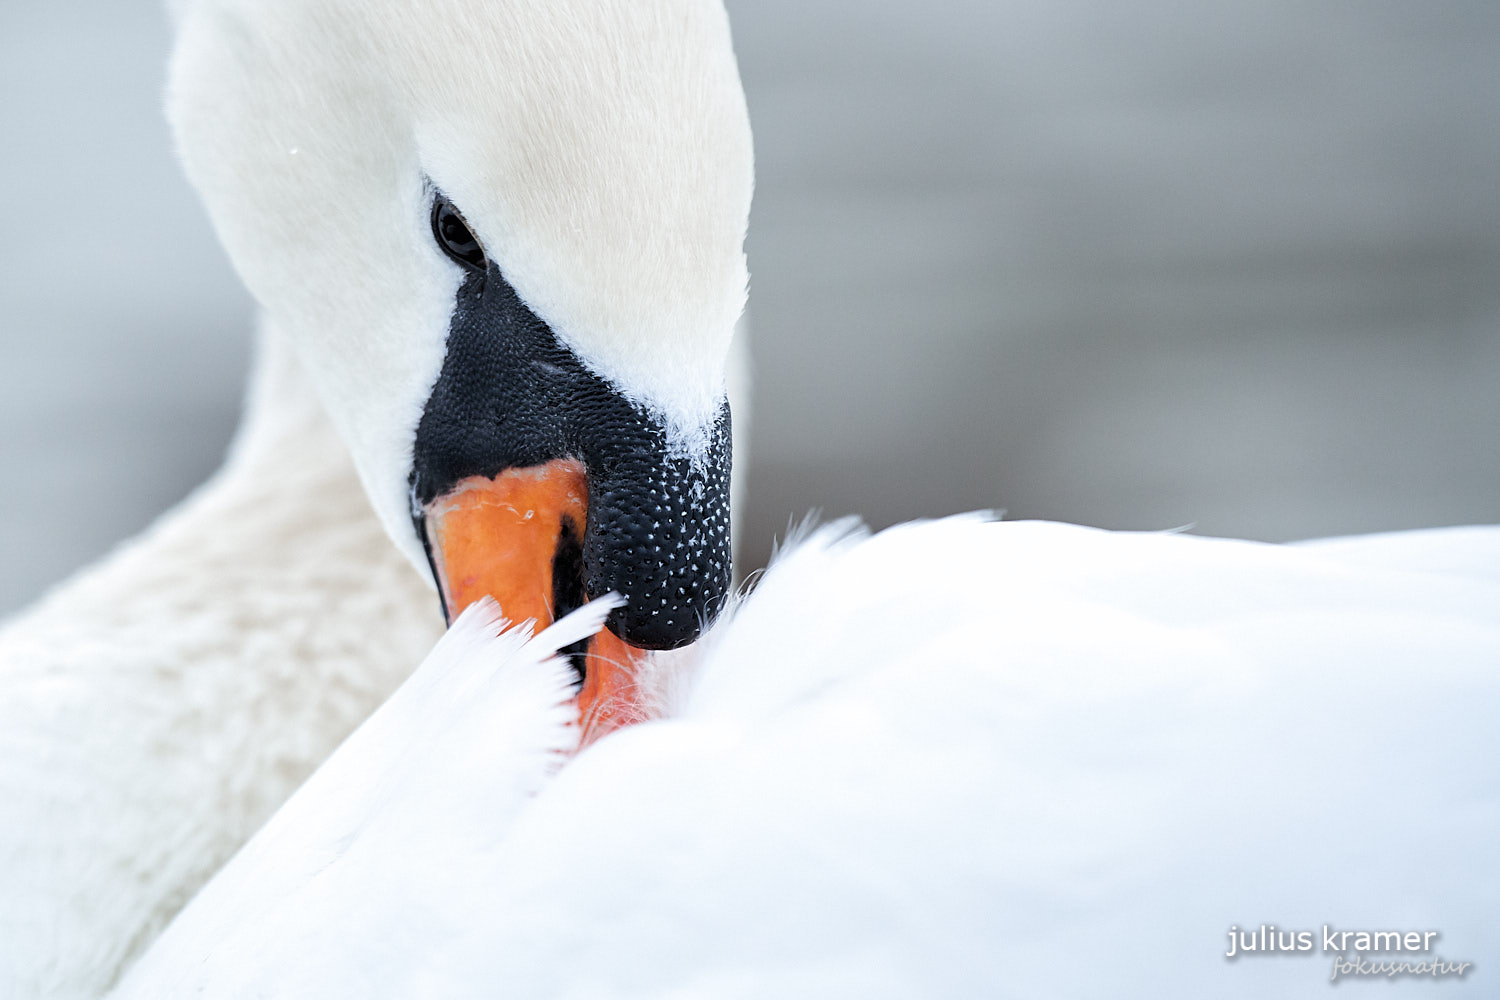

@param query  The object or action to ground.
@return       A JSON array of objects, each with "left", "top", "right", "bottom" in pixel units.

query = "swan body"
[
  {"left": 114, "top": 517, "right": 1500, "bottom": 998},
  {"left": 5, "top": 0, "right": 1496, "bottom": 994}
]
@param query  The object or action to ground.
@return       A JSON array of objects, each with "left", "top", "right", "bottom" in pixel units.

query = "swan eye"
[{"left": 431, "top": 195, "right": 487, "bottom": 273}]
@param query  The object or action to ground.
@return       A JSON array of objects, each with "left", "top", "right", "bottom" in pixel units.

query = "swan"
[
  {"left": 4, "top": 0, "right": 1497, "bottom": 997},
  {"left": 1, "top": 0, "right": 750, "bottom": 995},
  {"left": 112, "top": 517, "right": 1500, "bottom": 997}
]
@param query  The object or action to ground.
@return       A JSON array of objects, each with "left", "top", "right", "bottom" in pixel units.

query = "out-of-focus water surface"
[{"left": 2, "top": 1, "right": 1498, "bottom": 614}]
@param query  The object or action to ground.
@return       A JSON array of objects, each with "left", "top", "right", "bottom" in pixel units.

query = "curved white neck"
[
  {"left": 224, "top": 319, "right": 348, "bottom": 474},
  {"left": 0, "top": 315, "right": 442, "bottom": 999}
]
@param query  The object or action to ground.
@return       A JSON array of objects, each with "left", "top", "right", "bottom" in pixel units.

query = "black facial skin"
[{"left": 410, "top": 213, "right": 733, "bottom": 651}]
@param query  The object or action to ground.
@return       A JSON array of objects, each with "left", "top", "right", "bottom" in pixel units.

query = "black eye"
[{"left": 431, "top": 195, "right": 487, "bottom": 272}]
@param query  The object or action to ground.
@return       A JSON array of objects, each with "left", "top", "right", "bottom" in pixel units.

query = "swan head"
[{"left": 167, "top": 0, "right": 752, "bottom": 704}]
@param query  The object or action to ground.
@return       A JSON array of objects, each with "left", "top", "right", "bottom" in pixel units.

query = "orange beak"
[{"left": 422, "top": 459, "right": 648, "bottom": 744}]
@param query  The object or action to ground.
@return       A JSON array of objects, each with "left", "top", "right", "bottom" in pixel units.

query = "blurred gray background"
[{"left": 3, "top": 1, "right": 1498, "bottom": 616}]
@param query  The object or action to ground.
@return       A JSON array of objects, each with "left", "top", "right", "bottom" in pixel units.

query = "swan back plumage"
[{"left": 114, "top": 517, "right": 1500, "bottom": 998}]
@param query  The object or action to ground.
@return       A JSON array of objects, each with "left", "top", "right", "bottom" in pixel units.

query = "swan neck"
[{"left": 226, "top": 317, "right": 341, "bottom": 470}]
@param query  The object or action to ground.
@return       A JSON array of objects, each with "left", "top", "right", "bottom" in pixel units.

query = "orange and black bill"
[
  {"left": 409, "top": 265, "right": 732, "bottom": 742},
  {"left": 423, "top": 460, "right": 651, "bottom": 740}
]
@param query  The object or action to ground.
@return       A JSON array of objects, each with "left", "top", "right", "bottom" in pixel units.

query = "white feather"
[
  {"left": 112, "top": 517, "right": 1500, "bottom": 999},
  {"left": 111, "top": 596, "right": 611, "bottom": 998}
]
